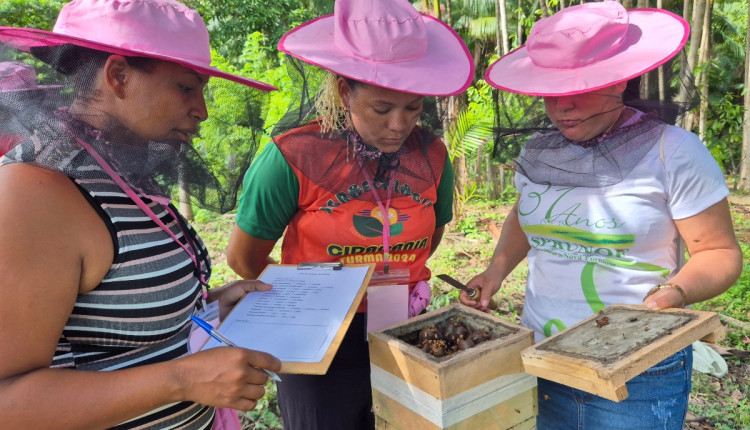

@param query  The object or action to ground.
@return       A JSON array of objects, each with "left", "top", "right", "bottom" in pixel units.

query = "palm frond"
[
  {"left": 468, "top": 17, "right": 497, "bottom": 39},
  {"left": 445, "top": 108, "right": 494, "bottom": 160}
]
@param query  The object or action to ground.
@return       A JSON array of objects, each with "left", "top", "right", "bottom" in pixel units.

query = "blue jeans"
[{"left": 537, "top": 347, "right": 692, "bottom": 430}]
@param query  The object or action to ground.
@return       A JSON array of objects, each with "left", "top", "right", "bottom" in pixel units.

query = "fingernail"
[
  {"left": 645, "top": 300, "right": 658, "bottom": 310},
  {"left": 481, "top": 299, "right": 488, "bottom": 308}
]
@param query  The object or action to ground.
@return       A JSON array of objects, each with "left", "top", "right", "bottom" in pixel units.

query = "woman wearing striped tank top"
[{"left": 0, "top": 0, "right": 281, "bottom": 428}]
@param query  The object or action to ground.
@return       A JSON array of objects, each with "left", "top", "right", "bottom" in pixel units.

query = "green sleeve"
[
  {"left": 235, "top": 143, "right": 300, "bottom": 240},
  {"left": 434, "top": 155, "right": 454, "bottom": 227}
]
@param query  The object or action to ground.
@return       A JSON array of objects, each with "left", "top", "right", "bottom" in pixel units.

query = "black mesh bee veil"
[
  {"left": 491, "top": 55, "right": 700, "bottom": 188},
  {"left": 0, "top": 42, "right": 270, "bottom": 214}
]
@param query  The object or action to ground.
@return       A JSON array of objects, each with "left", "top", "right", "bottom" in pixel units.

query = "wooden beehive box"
[
  {"left": 368, "top": 303, "right": 537, "bottom": 430},
  {"left": 522, "top": 304, "right": 723, "bottom": 402}
]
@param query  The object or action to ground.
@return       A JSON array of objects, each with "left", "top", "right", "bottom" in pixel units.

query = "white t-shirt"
[{"left": 516, "top": 125, "right": 728, "bottom": 342}]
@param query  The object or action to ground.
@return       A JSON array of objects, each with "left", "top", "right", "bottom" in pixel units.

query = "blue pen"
[{"left": 190, "top": 315, "right": 282, "bottom": 382}]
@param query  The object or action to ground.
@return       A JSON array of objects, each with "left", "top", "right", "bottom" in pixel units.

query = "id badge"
[{"left": 366, "top": 268, "right": 410, "bottom": 333}]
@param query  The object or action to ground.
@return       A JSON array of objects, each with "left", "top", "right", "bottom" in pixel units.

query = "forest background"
[{"left": 2, "top": 0, "right": 749, "bottom": 429}]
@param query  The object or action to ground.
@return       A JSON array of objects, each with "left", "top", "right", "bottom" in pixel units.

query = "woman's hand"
[
  {"left": 642, "top": 283, "right": 687, "bottom": 310},
  {"left": 207, "top": 280, "right": 272, "bottom": 320},
  {"left": 460, "top": 201, "right": 529, "bottom": 313},
  {"left": 174, "top": 347, "right": 282, "bottom": 411},
  {"left": 460, "top": 271, "right": 502, "bottom": 313}
]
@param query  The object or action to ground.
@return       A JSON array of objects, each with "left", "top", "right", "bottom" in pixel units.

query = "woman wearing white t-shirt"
[{"left": 461, "top": 2, "right": 742, "bottom": 430}]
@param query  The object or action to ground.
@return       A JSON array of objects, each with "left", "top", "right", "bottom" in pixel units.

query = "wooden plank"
[
  {"left": 373, "top": 386, "right": 537, "bottom": 430},
  {"left": 440, "top": 333, "right": 532, "bottom": 399},
  {"left": 373, "top": 388, "right": 440, "bottom": 430},
  {"left": 371, "top": 364, "right": 536, "bottom": 427},
  {"left": 521, "top": 304, "right": 720, "bottom": 402},
  {"left": 369, "top": 332, "right": 442, "bottom": 398},
  {"left": 522, "top": 361, "right": 628, "bottom": 401},
  {"left": 507, "top": 416, "right": 537, "bottom": 430},
  {"left": 700, "top": 327, "right": 726, "bottom": 343},
  {"left": 444, "top": 388, "right": 536, "bottom": 430}
]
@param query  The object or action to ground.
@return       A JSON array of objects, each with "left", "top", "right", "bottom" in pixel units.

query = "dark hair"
[
  {"left": 342, "top": 76, "right": 361, "bottom": 92},
  {"left": 622, "top": 76, "right": 641, "bottom": 105},
  {"left": 30, "top": 44, "right": 159, "bottom": 97},
  {"left": 621, "top": 74, "right": 696, "bottom": 125}
]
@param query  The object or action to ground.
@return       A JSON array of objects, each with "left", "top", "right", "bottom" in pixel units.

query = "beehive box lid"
[
  {"left": 369, "top": 303, "right": 534, "bottom": 400},
  {"left": 521, "top": 304, "right": 722, "bottom": 402}
]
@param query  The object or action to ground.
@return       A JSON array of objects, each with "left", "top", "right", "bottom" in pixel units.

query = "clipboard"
[{"left": 201, "top": 263, "right": 375, "bottom": 375}]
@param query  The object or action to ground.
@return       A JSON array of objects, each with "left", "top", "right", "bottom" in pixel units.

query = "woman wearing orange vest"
[{"left": 226, "top": 0, "right": 473, "bottom": 428}]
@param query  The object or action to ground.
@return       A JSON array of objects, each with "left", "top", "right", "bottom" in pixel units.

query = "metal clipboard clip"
[{"left": 297, "top": 262, "right": 344, "bottom": 270}]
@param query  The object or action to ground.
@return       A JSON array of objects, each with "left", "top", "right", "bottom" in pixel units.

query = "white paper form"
[{"left": 202, "top": 265, "right": 371, "bottom": 363}]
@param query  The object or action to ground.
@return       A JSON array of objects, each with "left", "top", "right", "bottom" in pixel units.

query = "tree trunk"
[
  {"left": 441, "top": 96, "right": 456, "bottom": 160},
  {"left": 740, "top": 0, "right": 750, "bottom": 190},
  {"left": 178, "top": 168, "right": 194, "bottom": 221},
  {"left": 475, "top": 147, "right": 484, "bottom": 189},
  {"left": 679, "top": 0, "right": 690, "bottom": 87},
  {"left": 538, "top": 0, "right": 549, "bottom": 17},
  {"left": 516, "top": 0, "right": 523, "bottom": 49},
  {"left": 677, "top": 0, "right": 705, "bottom": 131},
  {"left": 656, "top": 0, "right": 674, "bottom": 103},
  {"left": 473, "top": 40, "right": 483, "bottom": 72},
  {"left": 494, "top": 0, "right": 503, "bottom": 57},
  {"left": 499, "top": 0, "right": 509, "bottom": 55},
  {"left": 682, "top": 0, "right": 690, "bottom": 21},
  {"left": 453, "top": 155, "right": 469, "bottom": 217},
  {"left": 635, "top": 0, "right": 651, "bottom": 99},
  {"left": 179, "top": 191, "right": 193, "bottom": 221},
  {"left": 486, "top": 154, "right": 499, "bottom": 199},
  {"left": 697, "top": 0, "right": 712, "bottom": 142},
  {"left": 498, "top": 165, "right": 506, "bottom": 199}
]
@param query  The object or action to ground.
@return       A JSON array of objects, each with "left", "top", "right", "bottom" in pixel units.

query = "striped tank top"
[{"left": 3, "top": 128, "right": 216, "bottom": 429}]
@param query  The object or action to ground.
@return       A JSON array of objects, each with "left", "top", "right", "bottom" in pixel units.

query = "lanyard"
[
  {"left": 76, "top": 137, "right": 210, "bottom": 305},
  {"left": 359, "top": 159, "right": 394, "bottom": 274}
]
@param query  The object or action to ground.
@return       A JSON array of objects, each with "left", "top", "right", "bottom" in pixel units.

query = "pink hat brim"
[
  {"left": 278, "top": 14, "right": 474, "bottom": 97},
  {"left": 485, "top": 9, "right": 689, "bottom": 96},
  {"left": 0, "top": 27, "right": 277, "bottom": 92}
]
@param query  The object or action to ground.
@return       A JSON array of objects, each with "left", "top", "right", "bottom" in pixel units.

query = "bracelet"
[{"left": 644, "top": 283, "right": 687, "bottom": 307}]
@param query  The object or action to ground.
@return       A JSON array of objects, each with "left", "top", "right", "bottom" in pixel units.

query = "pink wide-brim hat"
[
  {"left": 278, "top": 0, "right": 474, "bottom": 97},
  {"left": 0, "top": 0, "right": 276, "bottom": 91},
  {"left": 0, "top": 61, "right": 62, "bottom": 93},
  {"left": 485, "top": 1, "right": 689, "bottom": 97}
]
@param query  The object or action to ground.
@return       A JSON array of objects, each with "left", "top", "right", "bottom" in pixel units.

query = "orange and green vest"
[{"left": 236, "top": 121, "right": 453, "bottom": 313}]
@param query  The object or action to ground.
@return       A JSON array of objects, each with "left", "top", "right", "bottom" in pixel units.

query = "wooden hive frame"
[
  {"left": 368, "top": 303, "right": 536, "bottom": 429},
  {"left": 521, "top": 304, "right": 723, "bottom": 402}
]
